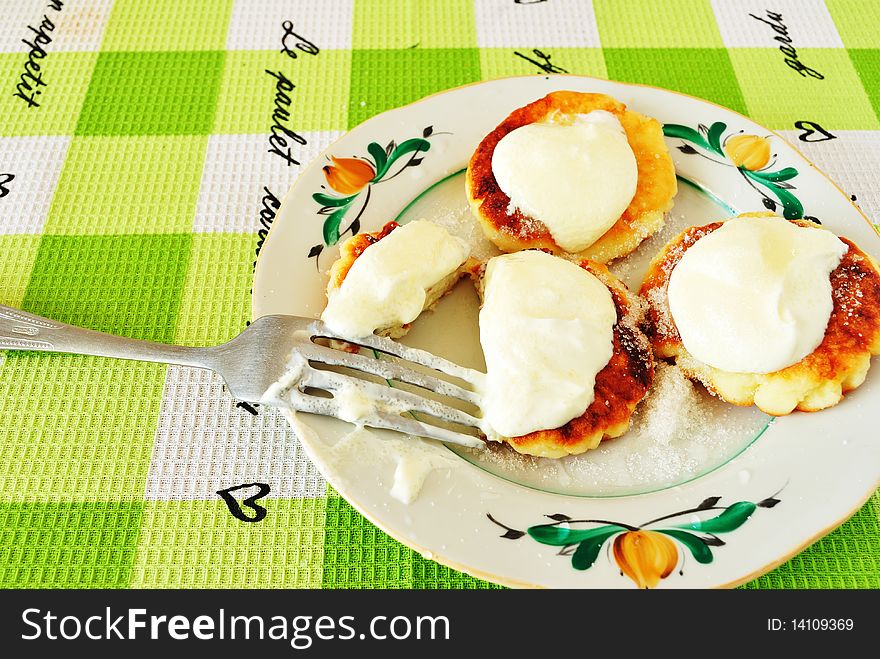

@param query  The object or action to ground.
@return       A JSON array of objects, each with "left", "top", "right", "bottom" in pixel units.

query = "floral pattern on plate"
[
  {"left": 489, "top": 490, "right": 783, "bottom": 588},
  {"left": 308, "top": 126, "right": 439, "bottom": 263},
  {"left": 663, "top": 121, "right": 812, "bottom": 221}
]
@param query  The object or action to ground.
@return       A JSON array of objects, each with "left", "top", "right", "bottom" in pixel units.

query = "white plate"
[{"left": 253, "top": 76, "right": 880, "bottom": 588}]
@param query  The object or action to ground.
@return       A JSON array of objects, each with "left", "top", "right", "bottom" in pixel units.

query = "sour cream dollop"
[
  {"left": 667, "top": 216, "right": 848, "bottom": 374},
  {"left": 491, "top": 110, "right": 638, "bottom": 252},
  {"left": 322, "top": 220, "right": 470, "bottom": 338},
  {"left": 479, "top": 250, "right": 617, "bottom": 437}
]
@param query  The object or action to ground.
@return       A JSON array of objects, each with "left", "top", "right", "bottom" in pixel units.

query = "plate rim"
[
  {"left": 253, "top": 74, "right": 880, "bottom": 588},
  {"left": 285, "top": 403, "right": 876, "bottom": 589}
]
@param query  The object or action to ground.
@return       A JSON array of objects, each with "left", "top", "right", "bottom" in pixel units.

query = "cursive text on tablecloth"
[
  {"left": 749, "top": 10, "right": 824, "bottom": 79},
  {"left": 280, "top": 20, "right": 320, "bottom": 59},
  {"left": 513, "top": 49, "right": 568, "bottom": 74},
  {"left": 265, "top": 21, "right": 319, "bottom": 167},
  {"left": 10, "top": 1, "right": 66, "bottom": 109},
  {"left": 266, "top": 69, "right": 308, "bottom": 166}
]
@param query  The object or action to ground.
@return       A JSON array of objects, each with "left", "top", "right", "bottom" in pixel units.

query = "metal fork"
[{"left": 0, "top": 305, "right": 486, "bottom": 449}]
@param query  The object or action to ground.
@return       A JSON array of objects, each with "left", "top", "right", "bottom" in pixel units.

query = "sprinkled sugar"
[
  {"left": 460, "top": 363, "right": 770, "bottom": 496},
  {"left": 410, "top": 189, "right": 500, "bottom": 262}
]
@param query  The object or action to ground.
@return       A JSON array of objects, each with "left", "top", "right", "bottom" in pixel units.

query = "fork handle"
[{"left": 0, "top": 304, "right": 214, "bottom": 370}]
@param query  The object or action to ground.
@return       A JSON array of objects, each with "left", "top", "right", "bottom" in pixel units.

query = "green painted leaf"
[
  {"left": 527, "top": 523, "right": 626, "bottom": 547},
  {"left": 367, "top": 142, "right": 387, "bottom": 178},
  {"left": 759, "top": 167, "right": 798, "bottom": 182},
  {"left": 659, "top": 529, "right": 714, "bottom": 564},
  {"left": 742, "top": 168, "right": 804, "bottom": 219},
  {"left": 662, "top": 124, "right": 712, "bottom": 152},
  {"left": 392, "top": 137, "right": 431, "bottom": 159},
  {"left": 322, "top": 206, "right": 350, "bottom": 245},
  {"left": 675, "top": 501, "right": 757, "bottom": 534},
  {"left": 773, "top": 186, "right": 804, "bottom": 219},
  {"left": 374, "top": 138, "right": 432, "bottom": 179},
  {"left": 707, "top": 122, "right": 727, "bottom": 155},
  {"left": 313, "top": 192, "right": 357, "bottom": 207},
  {"left": 571, "top": 528, "right": 622, "bottom": 571}
]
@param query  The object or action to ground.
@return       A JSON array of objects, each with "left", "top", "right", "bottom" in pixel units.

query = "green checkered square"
[
  {"left": 0, "top": 235, "right": 41, "bottom": 308},
  {"left": 348, "top": 48, "right": 481, "bottom": 128},
  {"left": 131, "top": 499, "right": 326, "bottom": 588},
  {"left": 593, "top": 0, "right": 723, "bottom": 48},
  {"left": 213, "top": 50, "right": 351, "bottom": 134},
  {"left": 847, "top": 49, "right": 880, "bottom": 125},
  {"left": 412, "top": 554, "right": 501, "bottom": 589},
  {"left": 826, "top": 0, "right": 880, "bottom": 48},
  {"left": 0, "top": 52, "right": 98, "bottom": 137},
  {"left": 44, "top": 136, "right": 207, "bottom": 235},
  {"left": 22, "top": 234, "right": 191, "bottom": 342},
  {"left": 0, "top": 502, "right": 142, "bottom": 588},
  {"left": 322, "top": 491, "right": 413, "bottom": 588},
  {"left": 77, "top": 51, "right": 225, "bottom": 136},
  {"left": 353, "top": 0, "right": 476, "bottom": 49},
  {"left": 101, "top": 0, "right": 234, "bottom": 52},
  {"left": 604, "top": 48, "right": 747, "bottom": 115},
  {"left": 0, "top": 352, "right": 165, "bottom": 502},
  {"left": 479, "top": 48, "right": 607, "bottom": 80},
  {"left": 730, "top": 48, "right": 879, "bottom": 130},
  {"left": 174, "top": 234, "right": 256, "bottom": 347}
]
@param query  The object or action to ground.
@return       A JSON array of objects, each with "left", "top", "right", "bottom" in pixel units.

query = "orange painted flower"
[
  {"left": 322, "top": 156, "right": 375, "bottom": 194},
  {"left": 613, "top": 530, "right": 678, "bottom": 589},
  {"left": 725, "top": 134, "right": 771, "bottom": 171}
]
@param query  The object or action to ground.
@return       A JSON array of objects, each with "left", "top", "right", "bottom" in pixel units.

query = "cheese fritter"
[
  {"left": 466, "top": 91, "right": 676, "bottom": 264},
  {"left": 326, "top": 221, "right": 470, "bottom": 339},
  {"left": 639, "top": 213, "right": 880, "bottom": 415},
  {"left": 473, "top": 257, "right": 655, "bottom": 458}
]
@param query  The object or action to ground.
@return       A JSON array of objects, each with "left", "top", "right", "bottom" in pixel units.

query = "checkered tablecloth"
[{"left": 0, "top": 0, "right": 877, "bottom": 589}]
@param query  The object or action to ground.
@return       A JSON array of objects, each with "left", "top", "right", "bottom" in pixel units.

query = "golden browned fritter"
[
  {"left": 476, "top": 257, "right": 655, "bottom": 458},
  {"left": 466, "top": 91, "right": 677, "bottom": 264},
  {"left": 639, "top": 213, "right": 880, "bottom": 415}
]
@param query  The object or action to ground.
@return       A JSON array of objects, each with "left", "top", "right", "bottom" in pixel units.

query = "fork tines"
[{"left": 269, "top": 321, "right": 486, "bottom": 449}]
